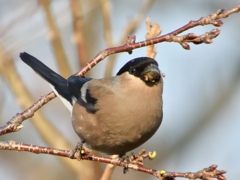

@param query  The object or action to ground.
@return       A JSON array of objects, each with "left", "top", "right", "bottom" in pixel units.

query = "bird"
[{"left": 20, "top": 52, "right": 163, "bottom": 156}]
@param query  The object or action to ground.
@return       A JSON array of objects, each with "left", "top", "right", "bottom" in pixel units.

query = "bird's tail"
[{"left": 20, "top": 52, "right": 72, "bottom": 110}]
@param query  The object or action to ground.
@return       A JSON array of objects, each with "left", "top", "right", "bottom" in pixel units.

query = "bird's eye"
[{"left": 129, "top": 68, "right": 136, "bottom": 74}]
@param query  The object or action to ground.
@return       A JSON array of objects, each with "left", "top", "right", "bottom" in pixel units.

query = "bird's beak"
[{"left": 142, "top": 64, "right": 160, "bottom": 82}]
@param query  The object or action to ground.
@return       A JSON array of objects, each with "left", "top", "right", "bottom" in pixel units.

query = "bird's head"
[{"left": 117, "top": 57, "right": 161, "bottom": 86}]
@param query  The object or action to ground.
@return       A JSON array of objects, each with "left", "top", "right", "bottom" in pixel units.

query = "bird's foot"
[
  {"left": 69, "top": 141, "right": 88, "bottom": 160},
  {"left": 119, "top": 151, "right": 143, "bottom": 174},
  {"left": 119, "top": 154, "right": 131, "bottom": 174}
]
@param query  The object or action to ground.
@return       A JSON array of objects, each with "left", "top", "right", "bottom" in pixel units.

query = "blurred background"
[{"left": 0, "top": 0, "right": 240, "bottom": 179}]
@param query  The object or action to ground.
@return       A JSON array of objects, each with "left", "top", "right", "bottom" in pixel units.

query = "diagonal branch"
[
  {"left": 76, "top": 5, "right": 240, "bottom": 76},
  {"left": 0, "top": 92, "right": 56, "bottom": 135}
]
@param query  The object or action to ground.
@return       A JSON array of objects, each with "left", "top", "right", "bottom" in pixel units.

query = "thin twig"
[
  {"left": 160, "top": 165, "right": 227, "bottom": 180},
  {"left": 145, "top": 17, "right": 162, "bottom": 58},
  {"left": 70, "top": 0, "right": 88, "bottom": 68},
  {"left": 39, "top": 0, "right": 71, "bottom": 77}
]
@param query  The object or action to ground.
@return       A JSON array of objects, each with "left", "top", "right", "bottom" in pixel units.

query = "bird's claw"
[
  {"left": 119, "top": 152, "right": 143, "bottom": 174},
  {"left": 119, "top": 155, "right": 131, "bottom": 174},
  {"left": 69, "top": 141, "right": 86, "bottom": 160}
]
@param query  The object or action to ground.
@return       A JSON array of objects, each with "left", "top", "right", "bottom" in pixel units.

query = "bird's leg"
[
  {"left": 69, "top": 140, "right": 86, "bottom": 160},
  {"left": 118, "top": 154, "right": 129, "bottom": 174},
  {"left": 118, "top": 154, "right": 127, "bottom": 173},
  {"left": 119, "top": 153, "right": 138, "bottom": 174}
]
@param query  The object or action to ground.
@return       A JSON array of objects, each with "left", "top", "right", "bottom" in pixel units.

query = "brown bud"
[
  {"left": 187, "top": 33, "right": 197, "bottom": 39},
  {"left": 213, "top": 20, "right": 223, "bottom": 27},
  {"left": 180, "top": 42, "right": 190, "bottom": 50}
]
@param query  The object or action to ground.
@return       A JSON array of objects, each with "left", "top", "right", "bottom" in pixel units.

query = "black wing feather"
[{"left": 68, "top": 75, "right": 97, "bottom": 113}]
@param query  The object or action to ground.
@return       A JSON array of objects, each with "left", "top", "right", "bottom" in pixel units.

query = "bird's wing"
[
  {"left": 68, "top": 76, "right": 117, "bottom": 113},
  {"left": 67, "top": 76, "right": 97, "bottom": 113}
]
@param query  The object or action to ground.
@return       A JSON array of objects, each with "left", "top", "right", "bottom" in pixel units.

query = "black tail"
[{"left": 19, "top": 52, "right": 72, "bottom": 104}]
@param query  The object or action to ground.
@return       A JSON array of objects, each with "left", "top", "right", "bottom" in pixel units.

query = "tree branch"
[
  {"left": 0, "top": 92, "right": 56, "bottom": 135},
  {"left": 0, "top": 141, "right": 227, "bottom": 180},
  {"left": 76, "top": 5, "right": 240, "bottom": 76}
]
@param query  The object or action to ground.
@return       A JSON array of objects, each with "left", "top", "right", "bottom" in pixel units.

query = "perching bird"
[{"left": 20, "top": 52, "right": 163, "bottom": 156}]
